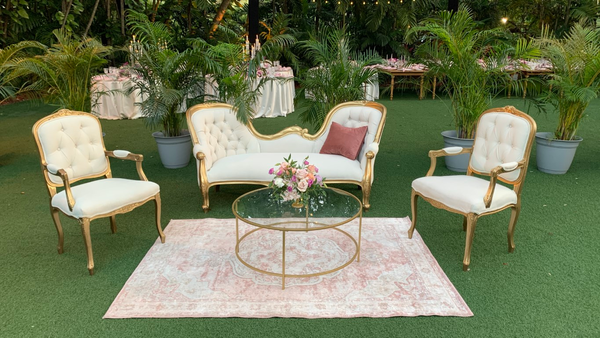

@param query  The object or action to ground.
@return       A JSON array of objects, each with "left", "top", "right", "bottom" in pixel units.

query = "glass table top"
[{"left": 232, "top": 187, "right": 362, "bottom": 231}]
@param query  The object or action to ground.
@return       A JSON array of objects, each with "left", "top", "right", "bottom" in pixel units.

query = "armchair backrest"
[
  {"left": 469, "top": 106, "right": 537, "bottom": 184},
  {"left": 32, "top": 109, "right": 110, "bottom": 188},
  {"left": 186, "top": 103, "right": 260, "bottom": 162},
  {"left": 313, "top": 101, "right": 386, "bottom": 162}
]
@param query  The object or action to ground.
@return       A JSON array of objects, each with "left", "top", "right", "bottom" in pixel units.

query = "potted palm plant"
[
  {"left": 127, "top": 11, "right": 208, "bottom": 169},
  {"left": 410, "top": 8, "right": 539, "bottom": 171},
  {"left": 535, "top": 23, "right": 600, "bottom": 174},
  {"left": 297, "top": 25, "right": 382, "bottom": 129}
]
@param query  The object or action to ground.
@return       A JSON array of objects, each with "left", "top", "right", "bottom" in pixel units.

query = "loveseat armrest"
[
  {"left": 426, "top": 147, "right": 473, "bottom": 176},
  {"left": 360, "top": 142, "right": 379, "bottom": 170},
  {"left": 105, "top": 150, "right": 148, "bottom": 181},
  {"left": 193, "top": 144, "right": 214, "bottom": 170},
  {"left": 45, "top": 164, "right": 75, "bottom": 211}
]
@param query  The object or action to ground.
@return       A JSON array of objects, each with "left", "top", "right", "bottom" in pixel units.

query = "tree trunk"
[
  {"left": 61, "top": 0, "right": 74, "bottom": 30},
  {"left": 106, "top": 0, "right": 110, "bottom": 18},
  {"left": 3, "top": 0, "right": 12, "bottom": 38},
  {"left": 151, "top": 0, "right": 159, "bottom": 22},
  {"left": 315, "top": 0, "right": 321, "bottom": 32},
  {"left": 564, "top": 0, "right": 572, "bottom": 27},
  {"left": 120, "top": 0, "right": 125, "bottom": 35},
  {"left": 448, "top": 0, "right": 459, "bottom": 12},
  {"left": 209, "top": 0, "right": 231, "bottom": 36},
  {"left": 83, "top": 0, "right": 101, "bottom": 38},
  {"left": 187, "top": 0, "right": 192, "bottom": 33}
]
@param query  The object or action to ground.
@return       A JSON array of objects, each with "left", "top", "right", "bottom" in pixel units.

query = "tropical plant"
[
  {"left": 127, "top": 10, "right": 209, "bottom": 137},
  {"left": 538, "top": 22, "right": 600, "bottom": 140},
  {"left": 297, "top": 25, "right": 382, "bottom": 129},
  {"left": 13, "top": 29, "right": 110, "bottom": 111},
  {"left": 199, "top": 40, "right": 268, "bottom": 125},
  {"left": 0, "top": 40, "right": 45, "bottom": 102},
  {"left": 409, "top": 8, "right": 540, "bottom": 139}
]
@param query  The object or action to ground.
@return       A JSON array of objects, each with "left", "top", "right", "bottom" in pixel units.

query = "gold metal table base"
[{"left": 235, "top": 218, "right": 363, "bottom": 290}]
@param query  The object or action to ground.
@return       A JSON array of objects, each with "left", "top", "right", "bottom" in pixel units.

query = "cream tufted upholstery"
[
  {"left": 32, "top": 109, "right": 165, "bottom": 275},
  {"left": 469, "top": 112, "right": 532, "bottom": 182},
  {"left": 186, "top": 101, "right": 386, "bottom": 212},
  {"left": 408, "top": 106, "right": 536, "bottom": 271},
  {"left": 36, "top": 115, "right": 108, "bottom": 185}
]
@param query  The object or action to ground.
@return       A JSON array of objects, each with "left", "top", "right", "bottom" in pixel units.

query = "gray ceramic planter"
[
  {"left": 535, "top": 132, "right": 583, "bottom": 174},
  {"left": 152, "top": 130, "right": 192, "bottom": 169},
  {"left": 441, "top": 130, "right": 474, "bottom": 172}
]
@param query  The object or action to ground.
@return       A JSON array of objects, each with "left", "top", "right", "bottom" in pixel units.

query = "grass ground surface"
[{"left": 1, "top": 92, "right": 599, "bottom": 337}]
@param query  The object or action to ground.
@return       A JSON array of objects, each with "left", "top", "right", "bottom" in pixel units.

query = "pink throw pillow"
[{"left": 319, "top": 122, "right": 368, "bottom": 160}]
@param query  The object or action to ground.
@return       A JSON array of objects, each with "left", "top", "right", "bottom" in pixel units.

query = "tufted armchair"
[
  {"left": 186, "top": 101, "right": 386, "bottom": 212},
  {"left": 408, "top": 106, "right": 536, "bottom": 271},
  {"left": 32, "top": 109, "right": 165, "bottom": 275}
]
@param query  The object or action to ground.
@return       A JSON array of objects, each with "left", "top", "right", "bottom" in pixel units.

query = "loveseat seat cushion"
[{"left": 206, "top": 153, "right": 364, "bottom": 183}]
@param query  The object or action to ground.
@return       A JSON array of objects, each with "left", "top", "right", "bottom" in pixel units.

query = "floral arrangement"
[{"left": 268, "top": 155, "right": 326, "bottom": 203}]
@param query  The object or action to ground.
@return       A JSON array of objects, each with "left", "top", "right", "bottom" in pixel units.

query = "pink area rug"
[{"left": 104, "top": 217, "right": 472, "bottom": 318}]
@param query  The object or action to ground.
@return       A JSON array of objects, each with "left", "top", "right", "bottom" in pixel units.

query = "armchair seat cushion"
[
  {"left": 207, "top": 153, "right": 364, "bottom": 182},
  {"left": 52, "top": 178, "right": 160, "bottom": 218},
  {"left": 412, "top": 175, "right": 517, "bottom": 214}
]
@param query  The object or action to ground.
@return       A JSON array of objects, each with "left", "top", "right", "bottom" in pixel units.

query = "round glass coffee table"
[{"left": 232, "top": 187, "right": 362, "bottom": 289}]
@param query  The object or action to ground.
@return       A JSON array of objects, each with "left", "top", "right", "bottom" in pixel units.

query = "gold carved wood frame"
[
  {"left": 408, "top": 106, "right": 537, "bottom": 271},
  {"left": 32, "top": 109, "right": 165, "bottom": 275}
]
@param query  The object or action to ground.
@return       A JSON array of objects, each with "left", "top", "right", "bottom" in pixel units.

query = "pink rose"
[
  {"left": 307, "top": 165, "right": 317, "bottom": 173},
  {"left": 269, "top": 168, "right": 274, "bottom": 175},
  {"left": 304, "top": 160, "right": 309, "bottom": 165},
  {"left": 296, "top": 168, "right": 308, "bottom": 179},
  {"left": 297, "top": 179, "right": 309, "bottom": 192},
  {"left": 287, "top": 185, "right": 293, "bottom": 192}
]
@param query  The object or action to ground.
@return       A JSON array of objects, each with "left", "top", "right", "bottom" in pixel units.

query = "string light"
[{"left": 363, "top": 1, "right": 366, "bottom": 4}]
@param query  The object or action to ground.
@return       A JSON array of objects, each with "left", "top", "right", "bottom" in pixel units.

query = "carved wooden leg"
[
  {"left": 51, "top": 207, "right": 64, "bottom": 254},
  {"left": 463, "top": 213, "right": 478, "bottom": 271},
  {"left": 201, "top": 183, "right": 210, "bottom": 213},
  {"left": 361, "top": 182, "right": 371, "bottom": 211},
  {"left": 110, "top": 215, "right": 117, "bottom": 234},
  {"left": 408, "top": 190, "right": 418, "bottom": 239},
  {"left": 154, "top": 193, "right": 165, "bottom": 243},
  {"left": 507, "top": 206, "right": 520, "bottom": 253},
  {"left": 79, "top": 218, "right": 94, "bottom": 275}
]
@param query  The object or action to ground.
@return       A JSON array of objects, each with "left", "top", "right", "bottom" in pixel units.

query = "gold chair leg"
[
  {"left": 361, "top": 182, "right": 371, "bottom": 211},
  {"left": 408, "top": 190, "right": 418, "bottom": 239},
  {"left": 79, "top": 218, "right": 94, "bottom": 275},
  {"left": 154, "top": 193, "right": 165, "bottom": 243},
  {"left": 507, "top": 206, "right": 520, "bottom": 253},
  {"left": 462, "top": 216, "right": 467, "bottom": 232},
  {"left": 201, "top": 184, "right": 210, "bottom": 213},
  {"left": 51, "top": 207, "right": 64, "bottom": 254},
  {"left": 463, "top": 213, "right": 478, "bottom": 271},
  {"left": 110, "top": 215, "right": 117, "bottom": 234}
]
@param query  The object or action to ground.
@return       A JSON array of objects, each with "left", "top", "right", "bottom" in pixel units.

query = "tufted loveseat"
[{"left": 186, "top": 101, "right": 387, "bottom": 212}]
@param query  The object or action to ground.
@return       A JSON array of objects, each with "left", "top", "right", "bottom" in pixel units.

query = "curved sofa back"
[{"left": 188, "top": 104, "right": 260, "bottom": 163}]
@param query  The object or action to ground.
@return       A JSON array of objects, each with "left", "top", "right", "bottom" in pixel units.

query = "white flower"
[{"left": 274, "top": 177, "right": 285, "bottom": 188}]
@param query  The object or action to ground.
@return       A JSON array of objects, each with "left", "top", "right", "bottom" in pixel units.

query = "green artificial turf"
[{"left": 1, "top": 93, "right": 599, "bottom": 337}]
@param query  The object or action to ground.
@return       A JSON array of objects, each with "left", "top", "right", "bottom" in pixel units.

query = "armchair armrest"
[
  {"left": 45, "top": 164, "right": 75, "bottom": 211},
  {"left": 483, "top": 161, "right": 523, "bottom": 208},
  {"left": 426, "top": 147, "right": 473, "bottom": 176},
  {"left": 105, "top": 150, "right": 148, "bottom": 181},
  {"left": 193, "top": 144, "right": 213, "bottom": 170}
]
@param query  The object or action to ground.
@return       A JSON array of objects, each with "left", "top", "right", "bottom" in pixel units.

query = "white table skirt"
[
  {"left": 364, "top": 77, "right": 380, "bottom": 101},
  {"left": 253, "top": 77, "right": 295, "bottom": 118},
  {"left": 204, "top": 74, "right": 295, "bottom": 119},
  {"left": 92, "top": 77, "right": 143, "bottom": 120}
]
